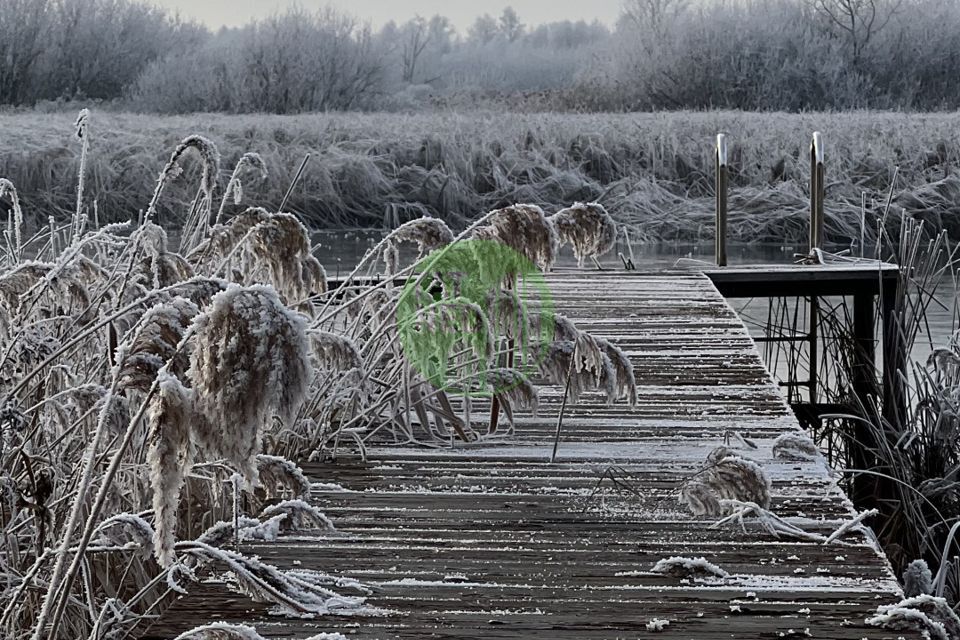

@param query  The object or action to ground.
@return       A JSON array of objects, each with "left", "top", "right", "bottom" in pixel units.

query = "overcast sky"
[{"left": 155, "top": 0, "right": 622, "bottom": 31}]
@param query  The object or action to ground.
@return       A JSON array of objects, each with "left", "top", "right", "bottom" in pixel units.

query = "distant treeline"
[{"left": 1, "top": 0, "right": 959, "bottom": 112}]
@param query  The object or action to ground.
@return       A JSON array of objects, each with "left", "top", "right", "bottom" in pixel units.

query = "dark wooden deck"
[{"left": 142, "top": 271, "right": 911, "bottom": 639}]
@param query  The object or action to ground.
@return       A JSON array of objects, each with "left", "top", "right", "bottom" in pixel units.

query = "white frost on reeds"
[
  {"left": 218, "top": 152, "right": 269, "bottom": 225},
  {"left": 382, "top": 240, "right": 400, "bottom": 276},
  {"left": 771, "top": 432, "right": 820, "bottom": 461},
  {"left": 486, "top": 367, "right": 539, "bottom": 414},
  {"left": 165, "top": 276, "right": 228, "bottom": 309},
  {"left": 535, "top": 339, "right": 612, "bottom": 404},
  {"left": 178, "top": 541, "right": 367, "bottom": 616},
  {"left": 116, "top": 297, "right": 199, "bottom": 392},
  {"left": 681, "top": 448, "right": 772, "bottom": 516},
  {"left": 255, "top": 454, "right": 311, "bottom": 500},
  {"left": 146, "top": 372, "right": 195, "bottom": 567},
  {"left": 904, "top": 559, "right": 934, "bottom": 597},
  {"left": 190, "top": 209, "right": 326, "bottom": 302},
  {"left": 651, "top": 556, "right": 729, "bottom": 579},
  {"left": 173, "top": 622, "right": 268, "bottom": 640},
  {"left": 0, "top": 260, "right": 89, "bottom": 321},
  {"left": 867, "top": 594, "right": 960, "bottom": 640},
  {"left": 549, "top": 202, "right": 617, "bottom": 267},
  {"left": 189, "top": 207, "right": 271, "bottom": 269},
  {"left": 135, "top": 222, "right": 194, "bottom": 289},
  {"left": 386, "top": 217, "right": 455, "bottom": 257},
  {"left": 146, "top": 134, "right": 221, "bottom": 223},
  {"left": 471, "top": 204, "right": 558, "bottom": 273},
  {"left": 196, "top": 517, "right": 261, "bottom": 548},
  {"left": 0, "top": 178, "right": 23, "bottom": 259},
  {"left": 260, "top": 499, "right": 335, "bottom": 532},
  {"left": 597, "top": 337, "right": 637, "bottom": 406},
  {"left": 91, "top": 513, "right": 155, "bottom": 555},
  {"left": 187, "top": 285, "right": 311, "bottom": 487},
  {"left": 246, "top": 212, "right": 327, "bottom": 301},
  {"left": 310, "top": 331, "right": 363, "bottom": 372}
]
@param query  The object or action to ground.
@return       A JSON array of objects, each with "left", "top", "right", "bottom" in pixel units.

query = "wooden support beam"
[{"left": 881, "top": 275, "right": 905, "bottom": 427}]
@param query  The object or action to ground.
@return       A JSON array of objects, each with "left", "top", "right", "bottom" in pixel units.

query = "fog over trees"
[{"left": 1, "top": 0, "right": 958, "bottom": 112}]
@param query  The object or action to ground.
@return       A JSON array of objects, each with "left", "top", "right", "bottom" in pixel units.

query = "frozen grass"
[{"left": 3, "top": 110, "right": 960, "bottom": 245}]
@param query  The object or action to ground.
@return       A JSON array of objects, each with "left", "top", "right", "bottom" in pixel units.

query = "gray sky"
[{"left": 157, "top": 0, "right": 622, "bottom": 31}]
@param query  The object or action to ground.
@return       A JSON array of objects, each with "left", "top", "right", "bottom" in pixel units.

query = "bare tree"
[
  {"left": 468, "top": 13, "right": 499, "bottom": 45},
  {"left": 0, "top": 0, "right": 48, "bottom": 104},
  {"left": 811, "top": 0, "right": 903, "bottom": 65},
  {"left": 620, "top": 0, "right": 687, "bottom": 53},
  {"left": 400, "top": 16, "right": 430, "bottom": 83},
  {"left": 499, "top": 7, "right": 525, "bottom": 43}
]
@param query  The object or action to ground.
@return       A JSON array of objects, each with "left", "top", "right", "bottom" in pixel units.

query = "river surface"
[{"left": 313, "top": 231, "right": 958, "bottom": 369}]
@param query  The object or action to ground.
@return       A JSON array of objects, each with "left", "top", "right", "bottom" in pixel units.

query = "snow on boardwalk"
[{"left": 144, "top": 271, "right": 912, "bottom": 639}]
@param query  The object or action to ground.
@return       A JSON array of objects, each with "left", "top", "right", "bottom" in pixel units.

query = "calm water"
[{"left": 313, "top": 231, "right": 958, "bottom": 366}]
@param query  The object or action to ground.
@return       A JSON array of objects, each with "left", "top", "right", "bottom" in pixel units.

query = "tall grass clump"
[
  {"left": 0, "top": 112, "right": 635, "bottom": 639},
  {"left": 4, "top": 110, "right": 960, "bottom": 248}
]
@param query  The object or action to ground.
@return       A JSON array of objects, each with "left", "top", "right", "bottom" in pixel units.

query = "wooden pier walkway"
[{"left": 143, "top": 270, "right": 910, "bottom": 639}]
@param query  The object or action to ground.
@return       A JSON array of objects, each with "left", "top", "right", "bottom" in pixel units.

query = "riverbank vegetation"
[{"left": 3, "top": 109, "right": 960, "bottom": 246}]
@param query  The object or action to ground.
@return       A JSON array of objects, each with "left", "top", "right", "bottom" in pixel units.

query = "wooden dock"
[{"left": 143, "top": 270, "right": 911, "bottom": 639}]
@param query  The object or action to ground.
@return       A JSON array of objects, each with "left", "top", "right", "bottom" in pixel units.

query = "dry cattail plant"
[
  {"left": 680, "top": 448, "right": 772, "bottom": 516},
  {"left": 146, "top": 134, "right": 221, "bottom": 224},
  {"left": 133, "top": 222, "right": 195, "bottom": 289},
  {"left": 485, "top": 288, "right": 529, "bottom": 344},
  {"left": 535, "top": 340, "right": 605, "bottom": 404},
  {"left": 310, "top": 331, "right": 363, "bottom": 372},
  {"left": 531, "top": 312, "right": 579, "bottom": 344},
  {"left": 485, "top": 367, "right": 540, "bottom": 416},
  {"left": 146, "top": 371, "right": 195, "bottom": 568},
  {"left": 771, "top": 432, "right": 820, "bottom": 461},
  {"left": 187, "top": 284, "right": 312, "bottom": 487},
  {"left": 386, "top": 217, "right": 455, "bottom": 257},
  {"left": 597, "top": 337, "right": 637, "bottom": 406},
  {"left": 904, "top": 559, "right": 934, "bottom": 597},
  {"left": 116, "top": 297, "right": 199, "bottom": 392},
  {"left": 188, "top": 207, "right": 271, "bottom": 270},
  {"left": 401, "top": 297, "right": 495, "bottom": 383},
  {"left": 246, "top": 212, "right": 327, "bottom": 302},
  {"left": 217, "top": 152, "right": 269, "bottom": 225},
  {"left": 254, "top": 454, "right": 312, "bottom": 501},
  {"left": 549, "top": 202, "right": 617, "bottom": 267},
  {"left": 471, "top": 204, "right": 559, "bottom": 274}
]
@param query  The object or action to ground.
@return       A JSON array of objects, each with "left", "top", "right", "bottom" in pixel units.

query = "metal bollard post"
[
  {"left": 715, "top": 133, "right": 728, "bottom": 267},
  {"left": 809, "top": 132, "right": 825, "bottom": 252}
]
